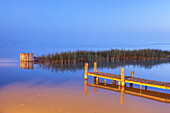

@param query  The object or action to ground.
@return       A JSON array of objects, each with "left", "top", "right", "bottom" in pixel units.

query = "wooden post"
[
  {"left": 96, "top": 77, "right": 99, "bottom": 84},
  {"left": 84, "top": 63, "right": 88, "bottom": 80},
  {"left": 84, "top": 80, "right": 88, "bottom": 95},
  {"left": 121, "top": 68, "right": 125, "bottom": 87},
  {"left": 118, "top": 81, "right": 121, "bottom": 86},
  {"left": 115, "top": 80, "right": 117, "bottom": 85},
  {"left": 130, "top": 83, "right": 133, "bottom": 88},
  {"left": 94, "top": 77, "right": 96, "bottom": 84},
  {"left": 140, "top": 85, "right": 142, "bottom": 94},
  {"left": 130, "top": 71, "right": 134, "bottom": 86},
  {"left": 94, "top": 87, "right": 97, "bottom": 93},
  {"left": 131, "top": 71, "right": 134, "bottom": 77},
  {"left": 120, "top": 86, "right": 125, "bottom": 104},
  {"left": 94, "top": 62, "right": 97, "bottom": 72}
]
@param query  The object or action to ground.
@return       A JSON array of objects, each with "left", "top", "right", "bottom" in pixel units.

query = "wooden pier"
[{"left": 84, "top": 62, "right": 170, "bottom": 90}]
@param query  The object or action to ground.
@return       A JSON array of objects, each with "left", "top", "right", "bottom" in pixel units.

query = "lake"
[{"left": 0, "top": 60, "right": 169, "bottom": 113}]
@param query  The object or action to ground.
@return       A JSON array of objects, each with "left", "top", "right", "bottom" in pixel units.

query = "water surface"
[{"left": 0, "top": 60, "right": 170, "bottom": 113}]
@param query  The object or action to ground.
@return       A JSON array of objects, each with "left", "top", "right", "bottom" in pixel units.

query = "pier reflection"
[
  {"left": 20, "top": 61, "right": 34, "bottom": 69},
  {"left": 84, "top": 79, "right": 170, "bottom": 104}
]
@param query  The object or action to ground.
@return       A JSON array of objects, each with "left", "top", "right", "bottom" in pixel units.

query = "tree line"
[{"left": 37, "top": 49, "right": 170, "bottom": 64}]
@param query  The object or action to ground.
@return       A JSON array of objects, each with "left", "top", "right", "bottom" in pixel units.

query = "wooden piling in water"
[
  {"left": 104, "top": 79, "right": 106, "bottom": 85},
  {"left": 130, "top": 71, "right": 134, "bottom": 86},
  {"left": 140, "top": 85, "right": 142, "bottom": 94},
  {"left": 121, "top": 68, "right": 125, "bottom": 87},
  {"left": 131, "top": 71, "right": 134, "bottom": 77},
  {"left": 94, "top": 62, "right": 97, "bottom": 72},
  {"left": 84, "top": 63, "right": 88, "bottom": 80},
  {"left": 84, "top": 80, "right": 88, "bottom": 95},
  {"left": 96, "top": 77, "right": 99, "bottom": 84},
  {"left": 121, "top": 87, "right": 125, "bottom": 104},
  {"left": 94, "top": 87, "right": 96, "bottom": 93}
]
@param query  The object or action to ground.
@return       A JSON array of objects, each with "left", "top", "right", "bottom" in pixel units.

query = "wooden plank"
[{"left": 87, "top": 71, "right": 170, "bottom": 89}]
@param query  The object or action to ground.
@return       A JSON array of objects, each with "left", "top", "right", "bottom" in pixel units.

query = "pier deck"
[{"left": 84, "top": 62, "right": 170, "bottom": 90}]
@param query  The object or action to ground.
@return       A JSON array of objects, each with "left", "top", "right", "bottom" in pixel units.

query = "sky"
[{"left": 0, "top": 0, "right": 170, "bottom": 62}]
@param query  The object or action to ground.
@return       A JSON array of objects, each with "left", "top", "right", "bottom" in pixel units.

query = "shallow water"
[{"left": 0, "top": 60, "right": 170, "bottom": 113}]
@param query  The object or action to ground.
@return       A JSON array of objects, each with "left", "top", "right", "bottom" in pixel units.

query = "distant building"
[{"left": 20, "top": 53, "right": 34, "bottom": 62}]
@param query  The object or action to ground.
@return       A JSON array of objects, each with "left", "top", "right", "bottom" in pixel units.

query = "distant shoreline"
[{"left": 36, "top": 49, "right": 170, "bottom": 64}]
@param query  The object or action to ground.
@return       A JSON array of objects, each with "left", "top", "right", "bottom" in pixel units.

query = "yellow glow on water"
[
  {"left": 0, "top": 81, "right": 169, "bottom": 113},
  {"left": 0, "top": 59, "right": 18, "bottom": 63},
  {"left": 0, "top": 63, "right": 17, "bottom": 67}
]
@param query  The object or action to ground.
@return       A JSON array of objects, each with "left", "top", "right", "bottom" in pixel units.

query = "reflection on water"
[
  {"left": 20, "top": 61, "right": 34, "bottom": 69},
  {"left": 0, "top": 62, "right": 17, "bottom": 67},
  {"left": 0, "top": 80, "right": 169, "bottom": 113},
  {"left": 0, "top": 60, "right": 169, "bottom": 113},
  {"left": 36, "top": 60, "right": 170, "bottom": 72},
  {"left": 85, "top": 79, "right": 170, "bottom": 104}
]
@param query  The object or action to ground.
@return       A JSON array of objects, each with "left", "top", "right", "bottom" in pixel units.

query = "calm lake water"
[{"left": 0, "top": 60, "right": 170, "bottom": 113}]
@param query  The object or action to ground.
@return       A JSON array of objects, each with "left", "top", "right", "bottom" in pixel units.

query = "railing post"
[
  {"left": 84, "top": 63, "right": 88, "bottom": 80},
  {"left": 131, "top": 71, "right": 134, "bottom": 77},
  {"left": 94, "top": 62, "right": 97, "bottom": 72},
  {"left": 121, "top": 68, "right": 125, "bottom": 87}
]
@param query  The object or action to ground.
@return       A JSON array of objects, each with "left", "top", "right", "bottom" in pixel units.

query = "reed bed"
[{"left": 37, "top": 49, "right": 170, "bottom": 64}]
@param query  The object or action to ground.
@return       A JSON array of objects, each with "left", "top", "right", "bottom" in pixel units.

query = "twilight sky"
[{"left": 0, "top": 0, "right": 170, "bottom": 62}]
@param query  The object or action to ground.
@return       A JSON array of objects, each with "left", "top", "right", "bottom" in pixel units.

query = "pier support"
[
  {"left": 94, "top": 87, "right": 97, "bottom": 93},
  {"left": 115, "top": 80, "right": 117, "bottom": 85},
  {"left": 130, "top": 71, "right": 134, "bottom": 86},
  {"left": 84, "top": 63, "right": 88, "bottom": 80},
  {"left": 96, "top": 77, "right": 99, "bottom": 84},
  {"left": 84, "top": 80, "right": 88, "bottom": 95},
  {"left": 104, "top": 79, "right": 106, "bottom": 85},
  {"left": 131, "top": 71, "right": 134, "bottom": 77},
  {"left": 121, "top": 68, "right": 125, "bottom": 87},
  {"left": 140, "top": 85, "right": 142, "bottom": 94},
  {"left": 94, "top": 62, "right": 97, "bottom": 72},
  {"left": 121, "top": 86, "right": 125, "bottom": 104}
]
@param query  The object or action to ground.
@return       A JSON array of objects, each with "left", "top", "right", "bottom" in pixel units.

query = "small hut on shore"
[{"left": 20, "top": 53, "right": 34, "bottom": 62}]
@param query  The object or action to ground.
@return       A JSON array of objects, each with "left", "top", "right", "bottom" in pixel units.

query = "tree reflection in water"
[{"left": 36, "top": 60, "right": 170, "bottom": 73}]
